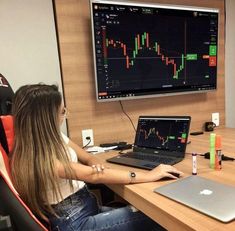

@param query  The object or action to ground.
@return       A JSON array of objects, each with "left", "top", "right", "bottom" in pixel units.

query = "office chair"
[{"left": 0, "top": 116, "right": 50, "bottom": 231}]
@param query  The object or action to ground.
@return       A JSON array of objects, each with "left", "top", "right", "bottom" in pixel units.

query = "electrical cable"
[
  {"left": 82, "top": 137, "right": 91, "bottom": 149},
  {"left": 119, "top": 101, "right": 136, "bottom": 132},
  {"left": 186, "top": 152, "right": 235, "bottom": 161},
  {"left": 200, "top": 152, "right": 235, "bottom": 161}
]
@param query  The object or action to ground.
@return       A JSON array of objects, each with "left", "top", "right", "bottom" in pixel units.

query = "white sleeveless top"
[{"left": 47, "top": 133, "right": 85, "bottom": 205}]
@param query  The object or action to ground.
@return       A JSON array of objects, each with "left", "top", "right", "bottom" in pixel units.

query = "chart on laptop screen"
[{"left": 135, "top": 118, "right": 189, "bottom": 151}]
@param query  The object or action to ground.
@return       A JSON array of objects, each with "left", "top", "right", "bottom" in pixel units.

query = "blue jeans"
[{"left": 48, "top": 186, "right": 166, "bottom": 231}]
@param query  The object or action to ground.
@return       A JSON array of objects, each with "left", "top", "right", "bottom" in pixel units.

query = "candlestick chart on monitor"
[
  {"left": 136, "top": 119, "right": 188, "bottom": 151},
  {"left": 91, "top": 1, "right": 218, "bottom": 101}
]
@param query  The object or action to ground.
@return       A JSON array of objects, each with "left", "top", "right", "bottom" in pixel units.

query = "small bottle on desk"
[{"left": 192, "top": 152, "right": 197, "bottom": 175}]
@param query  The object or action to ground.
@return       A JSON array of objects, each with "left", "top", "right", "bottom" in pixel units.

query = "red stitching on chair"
[
  {"left": 0, "top": 145, "right": 10, "bottom": 177},
  {"left": 0, "top": 115, "right": 51, "bottom": 230},
  {"left": 0, "top": 148, "right": 49, "bottom": 231},
  {"left": 0, "top": 115, "right": 14, "bottom": 153},
  {"left": 0, "top": 171, "right": 49, "bottom": 231}
]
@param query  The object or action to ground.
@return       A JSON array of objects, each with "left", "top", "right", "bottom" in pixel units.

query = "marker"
[
  {"left": 210, "top": 133, "right": 216, "bottom": 169},
  {"left": 192, "top": 152, "right": 197, "bottom": 175},
  {"left": 215, "top": 135, "right": 222, "bottom": 170}
]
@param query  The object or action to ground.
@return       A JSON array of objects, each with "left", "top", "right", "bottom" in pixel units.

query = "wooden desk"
[{"left": 96, "top": 128, "right": 235, "bottom": 231}]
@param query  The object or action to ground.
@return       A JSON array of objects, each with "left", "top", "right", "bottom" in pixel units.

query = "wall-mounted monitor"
[{"left": 90, "top": 0, "right": 219, "bottom": 102}]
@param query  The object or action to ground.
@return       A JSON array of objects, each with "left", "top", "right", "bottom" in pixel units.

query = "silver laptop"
[
  {"left": 154, "top": 176, "right": 235, "bottom": 223},
  {"left": 106, "top": 116, "right": 191, "bottom": 170}
]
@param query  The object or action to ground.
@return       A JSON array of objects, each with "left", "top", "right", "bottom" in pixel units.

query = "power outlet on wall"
[
  {"left": 82, "top": 129, "right": 94, "bottom": 147},
  {"left": 212, "top": 112, "right": 220, "bottom": 126}
]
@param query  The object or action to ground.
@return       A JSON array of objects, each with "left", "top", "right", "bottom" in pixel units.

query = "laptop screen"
[{"left": 134, "top": 116, "right": 191, "bottom": 152}]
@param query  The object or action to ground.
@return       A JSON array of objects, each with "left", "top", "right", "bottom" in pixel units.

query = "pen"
[
  {"left": 215, "top": 135, "right": 222, "bottom": 170},
  {"left": 210, "top": 133, "right": 216, "bottom": 169}
]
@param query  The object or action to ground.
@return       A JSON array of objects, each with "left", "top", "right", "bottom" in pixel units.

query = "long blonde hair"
[{"left": 10, "top": 84, "right": 74, "bottom": 220}]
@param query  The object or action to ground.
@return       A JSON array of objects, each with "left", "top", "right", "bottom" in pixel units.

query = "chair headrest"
[{"left": 0, "top": 73, "right": 14, "bottom": 115}]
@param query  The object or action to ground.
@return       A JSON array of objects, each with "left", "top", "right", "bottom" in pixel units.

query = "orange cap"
[{"left": 215, "top": 135, "right": 222, "bottom": 149}]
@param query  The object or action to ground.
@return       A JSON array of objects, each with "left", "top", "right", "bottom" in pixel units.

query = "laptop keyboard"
[{"left": 122, "top": 152, "right": 174, "bottom": 164}]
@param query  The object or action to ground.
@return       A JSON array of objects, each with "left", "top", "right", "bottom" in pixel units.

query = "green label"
[
  {"left": 186, "top": 54, "right": 197, "bottom": 60},
  {"left": 209, "top": 45, "right": 217, "bottom": 56}
]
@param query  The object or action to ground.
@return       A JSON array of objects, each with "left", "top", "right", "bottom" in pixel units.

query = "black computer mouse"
[{"left": 161, "top": 172, "right": 180, "bottom": 180}]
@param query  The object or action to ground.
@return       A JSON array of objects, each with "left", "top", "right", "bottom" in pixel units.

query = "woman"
[{"left": 10, "top": 84, "right": 183, "bottom": 231}]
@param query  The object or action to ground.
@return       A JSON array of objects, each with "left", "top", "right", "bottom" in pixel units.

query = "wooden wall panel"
[{"left": 54, "top": 0, "right": 225, "bottom": 145}]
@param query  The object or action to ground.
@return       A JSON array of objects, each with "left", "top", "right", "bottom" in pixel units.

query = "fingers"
[
  {"left": 157, "top": 164, "right": 184, "bottom": 179},
  {"left": 91, "top": 164, "right": 105, "bottom": 173}
]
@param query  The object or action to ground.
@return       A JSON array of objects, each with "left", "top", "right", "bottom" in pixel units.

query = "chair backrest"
[{"left": 0, "top": 116, "right": 49, "bottom": 231}]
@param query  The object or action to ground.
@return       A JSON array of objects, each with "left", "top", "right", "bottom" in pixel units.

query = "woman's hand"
[
  {"left": 87, "top": 156, "right": 108, "bottom": 173},
  {"left": 91, "top": 164, "right": 105, "bottom": 173},
  {"left": 147, "top": 164, "right": 184, "bottom": 181}
]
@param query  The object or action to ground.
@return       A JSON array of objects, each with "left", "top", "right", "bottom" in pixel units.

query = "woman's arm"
[{"left": 55, "top": 160, "right": 183, "bottom": 185}]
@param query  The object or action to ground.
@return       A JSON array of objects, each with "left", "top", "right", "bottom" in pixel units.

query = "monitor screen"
[
  {"left": 135, "top": 116, "right": 191, "bottom": 152},
  {"left": 90, "top": 0, "right": 219, "bottom": 102}
]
